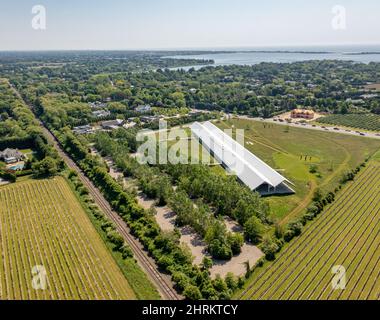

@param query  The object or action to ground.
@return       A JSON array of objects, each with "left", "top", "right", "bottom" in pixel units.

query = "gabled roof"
[
  {"left": 191, "top": 121, "right": 292, "bottom": 190},
  {"left": 101, "top": 119, "right": 123, "bottom": 127},
  {"left": 0, "top": 148, "right": 24, "bottom": 159}
]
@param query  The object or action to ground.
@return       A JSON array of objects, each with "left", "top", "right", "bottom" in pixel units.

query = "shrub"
[
  {"left": 121, "top": 244, "right": 133, "bottom": 259},
  {"left": 288, "top": 221, "right": 303, "bottom": 236},
  {"left": 208, "top": 239, "right": 233, "bottom": 260},
  {"left": 107, "top": 230, "right": 124, "bottom": 249},
  {"left": 309, "top": 164, "right": 318, "bottom": 174},
  {"left": 201, "top": 257, "right": 213, "bottom": 270},
  {"left": 274, "top": 222, "right": 284, "bottom": 239},
  {"left": 0, "top": 171, "right": 16, "bottom": 183},
  {"left": 261, "top": 237, "right": 279, "bottom": 261},
  {"left": 225, "top": 272, "right": 238, "bottom": 291},
  {"left": 228, "top": 233, "right": 244, "bottom": 255}
]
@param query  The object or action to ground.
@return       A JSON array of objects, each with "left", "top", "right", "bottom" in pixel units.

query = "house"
[
  {"left": 92, "top": 110, "right": 111, "bottom": 118},
  {"left": 346, "top": 98, "right": 365, "bottom": 105},
  {"left": 88, "top": 101, "right": 107, "bottom": 109},
  {"left": 360, "top": 94, "right": 378, "bottom": 99},
  {"left": 189, "top": 110, "right": 203, "bottom": 117},
  {"left": 140, "top": 116, "right": 159, "bottom": 123},
  {"left": 123, "top": 121, "right": 136, "bottom": 129},
  {"left": 291, "top": 109, "right": 315, "bottom": 120},
  {"left": 0, "top": 148, "right": 25, "bottom": 164},
  {"left": 101, "top": 119, "right": 124, "bottom": 130},
  {"left": 136, "top": 105, "right": 151, "bottom": 113},
  {"left": 73, "top": 125, "right": 94, "bottom": 135}
]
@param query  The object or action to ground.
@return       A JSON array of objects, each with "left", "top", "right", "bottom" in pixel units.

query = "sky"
[{"left": 0, "top": 0, "right": 379, "bottom": 50}]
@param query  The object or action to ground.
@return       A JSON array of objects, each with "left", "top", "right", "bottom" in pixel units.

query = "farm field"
[
  {"left": 0, "top": 177, "right": 136, "bottom": 300},
  {"left": 317, "top": 114, "right": 380, "bottom": 132},
  {"left": 216, "top": 119, "right": 380, "bottom": 222},
  {"left": 364, "top": 83, "right": 380, "bottom": 91},
  {"left": 237, "top": 162, "right": 380, "bottom": 300}
]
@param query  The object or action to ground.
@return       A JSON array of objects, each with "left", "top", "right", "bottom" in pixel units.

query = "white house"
[
  {"left": 101, "top": 119, "right": 124, "bottom": 130},
  {"left": 136, "top": 105, "right": 151, "bottom": 113},
  {"left": 0, "top": 148, "right": 25, "bottom": 164},
  {"left": 92, "top": 110, "right": 111, "bottom": 118}
]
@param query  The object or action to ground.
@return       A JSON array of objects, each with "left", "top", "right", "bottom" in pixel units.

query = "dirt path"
[
  {"left": 219, "top": 121, "right": 288, "bottom": 154},
  {"left": 91, "top": 145, "right": 265, "bottom": 278},
  {"left": 280, "top": 180, "right": 317, "bottom": 226},
  {"left": 210, "top": 243, "right": 264, "bottom": 278},
  {"left": 320, "top": 138, "right": 351, "bottom": 188}
]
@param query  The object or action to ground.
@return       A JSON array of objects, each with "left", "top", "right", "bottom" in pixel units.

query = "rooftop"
[{"left": 191, "top": 121, "right": 294, "bottom": 195}]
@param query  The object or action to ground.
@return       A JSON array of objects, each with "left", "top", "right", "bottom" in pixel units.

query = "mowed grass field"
[
  {"left": 216, "top": 119, "right": 380, "bottom": 221},
  {"left": 0, "top": 177, "right": 136, "bottom": 300},
  {"left": 237, "top": 162, "right": 380, "bottom": 300}
]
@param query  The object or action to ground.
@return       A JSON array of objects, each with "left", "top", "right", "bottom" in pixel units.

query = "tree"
[
  {"left": 208, "top": 239, "right": 233, "bottom": 260},
  {"left": 340, "top": 104, "right": 348, "bottom": 114},
  {"left": 201, "top": 256, "right": 213, "bottom": 270},
  {"left": 274, "top": 222, "right": 284, "bottom": 239},
  {"left": 121, "top": 244, "right": 133, "bottom": 259},
  {"left": 312, "top": 188, "right": 323, "bottom": 202},
  {"left": 183, "top": 284, "right": 202, "bottom": 300},
  {"left": 106, "top": 230, "right": 124, "bottom": 249},
  {"left": 0, "top": 170, "right": 16, "bottom": 183},
  {"left": 32, "top": 156, "right": 58, "bottom": 177},
  {"left": 261, "top": 237, "right": 279, "bottom": 261},
  {"left": 225, "top": 272, "right": 238, "bottom": 291},
  {"left": 244, "top": 216, "right": 264, "bottom": 244},
  {"left": 213, "top": 274, "right": 228, "bottom": 292},
  {"left": 227, "top": 233, "right": 244, "bottom": 255}
]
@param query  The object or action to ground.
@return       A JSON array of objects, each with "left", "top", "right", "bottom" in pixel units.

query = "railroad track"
[
  {"left": 10, "top": 83, "right": 180, "bottom": 300},
  {"left": 43, "top": 125, "right": 181, "bottom": 300}
]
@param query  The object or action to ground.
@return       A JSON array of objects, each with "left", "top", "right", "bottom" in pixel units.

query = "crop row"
[
  {"left": 240, "top": 165, "right": 376, "bottom": 298},
  {"left": 318, "top": 114, "right": 380, "bottom": 131},
  {"left": 240, "top": 164, "right": 380, "bottom": 300},
  {"left": 0, "top": 178, "right": 134, "bottom": 300}
]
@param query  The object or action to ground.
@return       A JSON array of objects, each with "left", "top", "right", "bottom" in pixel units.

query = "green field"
[
  {"left": 317, "top": 114, "right": 380, "bottom": 132},
  {"left": 216, "top": 119, "right": 380, "bottom": 222},
  {"left": 237, "top": 162, "right": 380, "bottom": 300},
  {"left": 0, "top": 177, "right": 136, "bottom": 300}
]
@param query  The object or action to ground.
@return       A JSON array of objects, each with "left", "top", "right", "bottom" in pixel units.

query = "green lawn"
[{"left": 216, "top": 119, "right": 380, "bottom": 222}]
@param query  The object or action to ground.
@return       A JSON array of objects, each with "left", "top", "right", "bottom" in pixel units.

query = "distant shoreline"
[{"left": 344, "top": 52, "right": 380, "bottom": 55}]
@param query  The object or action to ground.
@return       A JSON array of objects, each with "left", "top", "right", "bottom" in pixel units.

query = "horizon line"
[{"left": 1, "top": 42, "right": 380, "bottom": 53}]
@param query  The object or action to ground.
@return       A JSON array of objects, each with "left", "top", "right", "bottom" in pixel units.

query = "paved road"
[
  {"left": 229, "top": 114, "right": 380, "bottom": 140},
  {"left": 10, "top": 82, "right": 180, "bottom": 300}
]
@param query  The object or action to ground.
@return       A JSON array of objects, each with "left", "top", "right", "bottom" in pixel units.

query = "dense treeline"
[
  {"left": 6, "top": 56, "right": 380, "bottom": 120},
  {"left": 93, "top": 131, "right": 244, "bottom": 260},
  {"left": 53, "top": 126, "right": 242, "bottom": 299},
  {"left": 0, "top": 79, "right": 63, "bottom": 180},
  {"left": 160, "top": 164, "right": 270, "bottom": 237}
]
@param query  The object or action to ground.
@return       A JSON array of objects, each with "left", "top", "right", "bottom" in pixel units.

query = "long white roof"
[{"left": 191, "top": 121, "right": 291, "bottom": 190}]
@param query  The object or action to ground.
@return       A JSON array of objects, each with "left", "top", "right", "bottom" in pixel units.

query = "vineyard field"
[
  {"left": 238, "top": 163, "right": 380, "bottom": 300},
  {"left": 0, "top": 177, "right": 136, "bottom": 300},
  {"left": 318, "top": 114, "right": 380, "bottom": 132}
]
